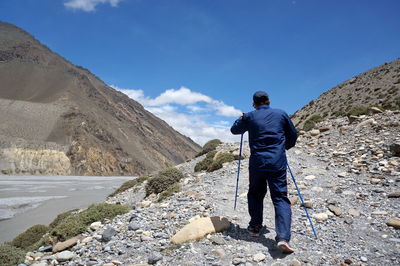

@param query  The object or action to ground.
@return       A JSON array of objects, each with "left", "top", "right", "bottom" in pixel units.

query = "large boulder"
[
  {"left": 52, "top": 236, "right": 82, "bottom": 252},
  {"left": 387, "top": 218, "right": 400, "bottom": 229},
  {"left": 171, "top": 216, "right": 230, "bottom": 244}
]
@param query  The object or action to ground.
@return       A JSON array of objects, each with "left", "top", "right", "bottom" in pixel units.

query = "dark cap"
[{"left": 253, "top": 91, "right": 269, "bottom": 104}]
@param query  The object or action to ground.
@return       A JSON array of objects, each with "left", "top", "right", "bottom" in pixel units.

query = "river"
[{"left": 0, "top": 175, "right": 133, "bottom": 243}]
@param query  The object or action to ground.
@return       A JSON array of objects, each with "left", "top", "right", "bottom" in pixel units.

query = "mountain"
[
  {"left": 0, "top": 21, "right": 200, "bottom": 176},
  {"left": 292, "top": 59, "right": 400, "bottom": 129}
]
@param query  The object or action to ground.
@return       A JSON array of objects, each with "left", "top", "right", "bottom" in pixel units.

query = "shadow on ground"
[{"left": 224, "top": 224, "right": 290, "bottom": 259}]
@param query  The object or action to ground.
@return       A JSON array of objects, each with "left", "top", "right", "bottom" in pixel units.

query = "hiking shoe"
[
  {"left": 277, "top": 241, "right": 295, "bottom": 254},
  {"left": 247, "top": 225, "right": 262, "bottom": 236}
]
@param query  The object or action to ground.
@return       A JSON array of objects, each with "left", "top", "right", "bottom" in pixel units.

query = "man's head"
[{"left": 253, "top": 91, "right": 270, "bottom": 108}]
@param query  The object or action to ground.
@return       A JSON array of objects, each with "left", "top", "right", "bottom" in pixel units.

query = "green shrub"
[
  {"left": 109, "top": 176, "right": 149, "bottom": 197},
  {"left": 207, "top": 152, "right": 235, "bottom": 172},
  {"left": 158, "top": 184, "right": 181, "bottom": 202},
  {"left": 48, "top": 203, "right": 130, "bottom": 243},
  {"left": 158, "top": 167, "right": 184, "bottom": 182},
  {"left": 302, "top": 114, "right": 323, "bottom": 131},
  {"left": 49, "top": 209, "right": 78, "bottom": 228},
  {"left": 145, "top": 168, "right": 184, "bottom": 196},
  {"left": 194, "top": 151, "right": 217, "bottom": 172},
  {"left": 11, "top": 224, "right": 49, "bottom": 250},
  {"left": 195, "top": 139, "right": 222, "bottom": 157},
  {"left": 346, "top": 106, "right": 369, "bottom": 116},
  {"left": 0, "top": 244, "right": 25, "bottom": 266}
]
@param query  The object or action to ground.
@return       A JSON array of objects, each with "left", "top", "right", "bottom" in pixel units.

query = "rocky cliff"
[{"left": 0, "top": 21, "right": 200, "bottom": 176}]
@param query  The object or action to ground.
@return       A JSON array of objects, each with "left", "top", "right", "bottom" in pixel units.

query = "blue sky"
[{"left": 1, "top": 0, "right": 399, "bottom": 144}]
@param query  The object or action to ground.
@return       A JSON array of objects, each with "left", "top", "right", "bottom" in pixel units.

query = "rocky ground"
[{"left": 23, "top": 110, "right": 399, "bottom": 265}]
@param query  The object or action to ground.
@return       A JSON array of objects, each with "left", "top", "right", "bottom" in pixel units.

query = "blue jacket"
[{"left": 230, "top": 105, "right": 297, "bottom": 172}]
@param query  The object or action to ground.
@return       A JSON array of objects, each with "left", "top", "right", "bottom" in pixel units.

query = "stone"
[
  {"left": 171, "top": 216, "right": 231, "bottom": 244},
  {"left": 209, "top": 235, "right": 225, "bottom": 245},
  {"left": 112, "top": 261, "right": 123, "bottom": 265},
  {"left": 148, "top": 252, "right": 163, "bottom": 265},
  {"left": 288, "top": 259, "right": 302, "bottom": 266},
  {"left": 360, "top": 256, "right": 368, "bottom": 262},
  {"left": 302, "top": 201, "right": 313, "bottom": 209},
  {"left": 348, "top": 209, "right": 360, "bottom": 217},
  {"left": 311, "top": 186, "right": 323, "bottom": 192},
  {"left": 328, "top": 205, "right": 342, "bottom": 216},
  {"left": 370, "top": 178, "right": 381, "bottom": 184},
  {"left": 289, "top": 196, "right": 299, "bottom": 205},
  {"left": 38, "top": 246, "right": 52, "bottom": 252},
  {"left": 128, "top": 222, "right": 141, "bottom": 231},
  {"left": 344, "top": 258, "right": 353, "bottom": 264},
  {"left": 356, "top": 119, "right": 376, "bottom": 129},
  {"left": 253, "top": 252, "right": 266, "bottom": 262},
  {"left": 81, "top": 236, "right": 93, "bottom": 244},
  {"left": 232, "top": 257, "right": 246, "bottom": 265},
  {"left": 55, "top": 250, "right": 75, "bottom": 262},
  {"left": 344, "top": 217, "right": 353, "bottom": 224},
  {"left": 389, "top": 143, "right": 400, "bottom": 156},
  {"left": 139, "top": 200, "right": 152, "bottom": 208},
  {"left": 141, "top": 235, "right": 153, "bottom": 241},
  {"left": 319, "top": 126, "right": 330, "bottom": 133},
  {"left": 214, "top": 248, "right": 226, "bottom": 257},
  {"left": 310, "top": 129, "right": 320, "bottom": 136},
  {"left": 338, "top": 172, "right": 348, "bottom": 178},
  {"left": 387, "top": 218, "right": 400, "bottom": 229},
  {"left": 102, "top": 227, "right": 117, "bottom": 242},
  {"left": 305, "top": 175, "right": 316, "bottom": 180},
  {"left": 370, "top": 106, "right": 383, "bottom": 113},
  {"left": 313, "top": 213, "right": 328, "bottom": 222},
  {"left": 348, "top": 115, "right": 359, "bottom": 123},
  {"left": 90, "top": 221, "right": 102, "bottom": 231},
  {"left": 388, "top": 192, "right": 400, "bottom": 198},
  {"left": 53, "top": 236, "right": 80, "bottom": 252}
]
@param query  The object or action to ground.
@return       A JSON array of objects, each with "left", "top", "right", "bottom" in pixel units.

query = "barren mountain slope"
[
  {"left": 0, "top": 21, "right": 200, "bottom": 176},
  {"left": 292, "top": 59, "right": 400, "bottom": 129}
]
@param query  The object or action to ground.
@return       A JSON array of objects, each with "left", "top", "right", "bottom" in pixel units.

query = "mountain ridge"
[
  {"left": 0, "top": 21, "right": 200, "bottom": 176},
  {"left": 292, "top": 58, "right": 400, "bottom": 129}
]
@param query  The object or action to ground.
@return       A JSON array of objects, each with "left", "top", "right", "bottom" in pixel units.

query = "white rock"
[
  {"left": 253, "top": 252, "right": 266, "bottom": 262},
  {"left": 55, "top": 251, "right": 75, "bottom": 262},
  {"left": 313, "top": 213, "right": 329, "bottom": 222},
  {"left": 311, "top": 186, "right": 323, "bottom": 192},
  {"left": 305, "top": 175, "right": 316, "bottom": 180},
  {"left": 90, "top": 221, "right": 102, "bottom": 231},
  {"left": 310, "top": 129, "right": 320, "bottom": 136},
  {"left": 139, "top": 200, "right": 152, "bottom": 208},
  {"left": 337, "top": 172, "right": 348, "bottom": 177}
]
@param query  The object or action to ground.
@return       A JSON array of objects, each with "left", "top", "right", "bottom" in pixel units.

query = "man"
[{"left": 230, "top": 91, "right": 297, "bottom": 253}]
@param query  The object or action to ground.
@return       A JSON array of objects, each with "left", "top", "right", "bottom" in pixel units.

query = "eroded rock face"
[{"left": 0, "top": 148, "right": 71, "bottom": 175}]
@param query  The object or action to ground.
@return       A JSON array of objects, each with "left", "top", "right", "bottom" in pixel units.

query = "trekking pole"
[
  {"left": 234, "top": 134, "right": 244, "bottom": 210},
  {"left": 287, "top": 163, "right": 318, "bottom": 238}
]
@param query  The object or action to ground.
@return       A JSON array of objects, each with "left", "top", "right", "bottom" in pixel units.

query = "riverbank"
[{"left": 0, "top": 175, "right": 133, "bottom": 243}]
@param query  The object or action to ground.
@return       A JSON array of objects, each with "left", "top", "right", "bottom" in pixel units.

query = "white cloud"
[
  {"left": 64, "top": 0, "right": 121, "bottom": 12},
  {"left": 112, "top": 85, "right": 242, "bottom": 117},
  {"left": 112, "top": 85, "right": 243, "bottom": 145}
]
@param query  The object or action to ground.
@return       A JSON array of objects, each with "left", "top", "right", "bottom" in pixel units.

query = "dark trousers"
[{"left": 248, "top": 168, "right": 292, "bottom": 242}]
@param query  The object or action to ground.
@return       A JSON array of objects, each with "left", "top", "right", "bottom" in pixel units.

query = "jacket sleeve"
[
  {"left": 283, "top": 113, "right": 298, "bottom": 150},
  {"left": 230, "top": 113, "right": 248, "bottom": 135}
]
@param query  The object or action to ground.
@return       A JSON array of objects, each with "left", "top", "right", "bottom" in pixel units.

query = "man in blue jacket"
[{"left": 231, "top": 91, "right": 297, "bottom": 253}]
